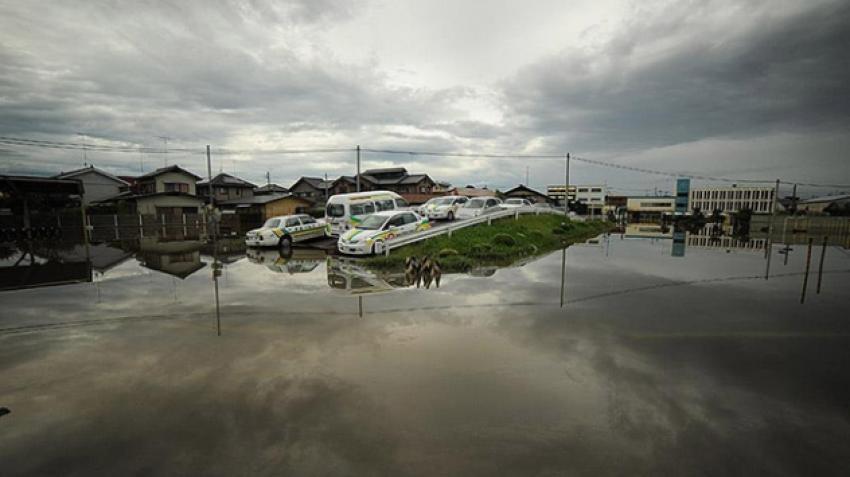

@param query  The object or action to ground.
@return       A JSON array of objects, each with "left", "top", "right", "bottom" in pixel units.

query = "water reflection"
[{"left": 2, "top": 227, "right": 850, "bottom": 475}]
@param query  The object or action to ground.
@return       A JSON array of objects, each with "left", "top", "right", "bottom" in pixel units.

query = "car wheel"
[
  {"left": 372, "top": 240, "right": 385, "bottom": 255},
  {"left": 447, "top": 211, "right": 454, "bottom": 221},
  {"left": 278, "top": 235, "right": 292, "bottom": 249}
]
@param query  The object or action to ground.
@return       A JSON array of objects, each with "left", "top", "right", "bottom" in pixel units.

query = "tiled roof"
[
  {"left": 136, "top": 165, "right": 202, "bottom": 181},
  {"left": 198, "top": 173, "right": 256, "bottom": 188},
  {"left": 54, "top": 165, "right": 130, "bottom": 185}
]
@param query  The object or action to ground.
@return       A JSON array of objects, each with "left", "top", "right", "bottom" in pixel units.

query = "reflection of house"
[
  {"left": 0, "top": 175, "right": 84, "bottom": 234},
  {"left": 626, "top": 197, "right": 675, "bottom": 223},
  {"left": 797, "top": 194, "right": 850, "bottom": 215},
  {"left": 0, "top": 246, "right": 91, "bottom": 291},
  {"left": 688, "top": 186, "right": 776, "bottom": 214},
  {"left": 197, "top": 173, "right": 256, "bottom": 203},
  {"left": 137, "top": 238, "right": 206, "bottom": 278},
  {"left": 55, "top": 243, "right": 134, "bottom": 274},
  {"left": 54, "top": 165, "right": 129, "bottom": 205},
  {"left": 502, "top": 184, "right": 550, "bottom": 203},
  {"left": 246, "top": 248, "right": 324, "bottom": 274}
]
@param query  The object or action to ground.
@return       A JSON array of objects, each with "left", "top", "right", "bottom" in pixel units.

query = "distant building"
[
  {"left": 54, "top": 165, "right": 129, "bottom": 205},
  {"left": 218, "top": 193, "right": 312, "bottom": 220},
  {"left": 447, "top": 186, "right": 492, "bottom": 197},
  {"left": 358, "top": 168, "right": 436, "bottom": 195},
  {"left": 433, "top": 181, "right": 452, "bottom": 193},
  {"left": 797, "top": 194, "right": 850, "bottom": 215},
  {"left": 546, "top": 185, "right": 575, "bottom": 206},
  {"left": 254, "top": 183, "right": 289, "bottom": 195},
  {"left": 197, "top": 173, "right": 256, "bottom": 203},
  {"left": 675, "top": 178, "right": 690, "bottom": 214},
  {"left": 502, "top": 184, "right": 550, "bottom": 203},
  {"left": 289, "top": 176, "right": 334, "bottom": 203},
  {"left": 546, "top": 184, "right": 606, "bottom": 212},
  {"left": 688, "top": 185, "right": 776, "bottom": 214},
  {"left": 626, "top": 196, "right": 675, "bottom": 222}
]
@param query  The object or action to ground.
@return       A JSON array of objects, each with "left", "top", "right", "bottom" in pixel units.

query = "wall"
[
  {"left": 263, "top": 197, "right": 311, "bottom": 218},
  {"left": 136, "top": 195, "right": 203, "bottom": 215}
]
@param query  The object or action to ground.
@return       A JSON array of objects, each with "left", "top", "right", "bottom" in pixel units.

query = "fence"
[{"left": 384, "top": 206, "right": 566, "bottom": 255}]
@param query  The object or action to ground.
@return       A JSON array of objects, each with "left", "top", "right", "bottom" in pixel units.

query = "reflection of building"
[
  {"left": 671, "top": 231, "right": 686, "bottom": 257},
  {"left": 626, "top": 197, "right": 675, "bottom": 223},
  {"left": 688, "top": 185, "right": 776, "bottom": 214},
  {"left": 247, "top": 248, "right": 324, "bottom": 274},
  {"left": 0, "top": 246, "right": 91, "bottom": 291},
  {"left": 797, "top": 194, "right": 850, "bottom": 215},
  {"left": 623, "top": 223, "right": 673, "bottom": 238},
  {"left": 136, "top": 237, "right": 205, "bottom": 278},
  {"left": 685, "top": 226, "right": 767, "bottom": 251}
]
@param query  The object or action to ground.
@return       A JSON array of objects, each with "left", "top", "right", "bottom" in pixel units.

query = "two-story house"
[
  {"left": 53, "top": 165, "right": 130, "bottom": 205},
  {"left": 196, "top": 173, "right": 257, "bottom": 203},
  {"left": 97, "top": 165, "right": 204, "bottom": 217}
]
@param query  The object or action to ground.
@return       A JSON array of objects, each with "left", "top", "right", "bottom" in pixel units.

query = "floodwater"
[{"left": 2, "top": 233, "right": 850, "bottom": 476}]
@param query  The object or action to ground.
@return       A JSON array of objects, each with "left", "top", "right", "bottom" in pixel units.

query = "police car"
[
  {"left": 337, "top": 210, "right": 430, "bottom": 255},
  {"left": 245, "top": 214, "right": 327, "bottom": 247}
]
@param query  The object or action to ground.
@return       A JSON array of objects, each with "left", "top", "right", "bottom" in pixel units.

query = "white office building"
[
  {"left": 547, "top": 184, "right": 606, "bottom": 213},
  {"left": 688, "top": 186, "right": 776, "bottom": 214}
]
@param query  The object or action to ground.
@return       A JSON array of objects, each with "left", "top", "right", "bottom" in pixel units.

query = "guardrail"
[{"left": 383, "top": 206, "right": 568, "bottom": 255}]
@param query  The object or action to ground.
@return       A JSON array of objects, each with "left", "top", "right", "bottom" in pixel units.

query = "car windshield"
[
  {"left": 326, "top": 203, "right": 344, "bottom": 217},
  {"left": 355, "top": 214, "right": 387, "bottom": 230},
  {"left": 263, "top": 218, "right": 281, "bottom": 228},
  {"left": 432, "top": 198, "right": 455, "bottom": 205},
  {"left": 466, "top": 199, "right": 485, "bottom": 208}
]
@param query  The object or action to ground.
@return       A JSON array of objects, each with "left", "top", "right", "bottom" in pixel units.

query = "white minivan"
[{"left": 325, "top": 191, "right": 409, "bottom": 236}]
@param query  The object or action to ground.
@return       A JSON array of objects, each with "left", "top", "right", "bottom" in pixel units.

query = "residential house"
[
  {"left": 358, "top": 168, "right": 436, "bottom": 195},
  {"left": 254, "top": 183, "right": 289, "bottom": 195},
  {"left": 219, "top": 193, "right": 312, "bottom": 220},
  {"left": 289, "top": 176, "right": 332, "bottom": 203},
  {"left": 54, "top": 165, "right": 129, "bottom": 205},
  {"left": 97, "top": 165, "right": 204, "bottom": 217},
  {"left": 447, "top": 186, "right": 492, "bottom": 198},
  {"left": 433, "top": 181, "right": 452, "bottom": 193},
  {"left": 797, "top": 194, "right": 850, "bottom": 215},
  {"left": 197, "top": 173, "right": 257, "bottom": 203},
  {"left": 501, "top": 184, "right": 550, "bottom": 204}
]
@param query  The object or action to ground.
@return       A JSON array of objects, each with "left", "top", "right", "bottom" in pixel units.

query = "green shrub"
[
  {"left": 470, "top": 242, "right": 493, "bottom": 256},
  {"left": 491, "top": 233, "right": 516, "bottom": 246}
]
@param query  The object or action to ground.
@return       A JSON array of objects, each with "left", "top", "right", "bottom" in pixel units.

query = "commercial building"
[
  {"left": 546, "top": 184, "right": 606, "bottom": 213},
  {"left": 675, "top": 178, "right": 690, "bottom": 214},
  {"left": 626, "top": 196, "right": 675, "bottom": 222},
  {"left": 688, "top": 185, "right": 776, "bottom": 214}
]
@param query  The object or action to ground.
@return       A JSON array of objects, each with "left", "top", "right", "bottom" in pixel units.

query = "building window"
[{"left": 164, "top": 182, "right": 189, "bottom": 193}]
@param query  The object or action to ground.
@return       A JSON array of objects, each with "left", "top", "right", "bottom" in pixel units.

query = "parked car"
[
  {"left": 245, "top": 214, "right": 327, "bottom": 247},
  {"left": 325, "top": 191, "right": 409, "bottom": 236},
  {"left": 417, "top": 195, "right": 468, "bottom": 221},
  {"left": 456, "top": 196, "right": 503, "bottom": 219},
  {"left": 501, "top": 198, "right": 533, "bottom": 208},
  {"left": 337, "top": 210, "right": 430, "bottom": 255}
]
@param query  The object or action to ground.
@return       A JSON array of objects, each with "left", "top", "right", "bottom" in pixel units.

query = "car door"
[
  {"left": 383, "top": 214, "right": 406, "bottom": 240},
  {"left": 284, "top": 216, "right": 303, "bottom": 242},
  {"left": 400, "top": 213, "right": 421, "bottom": 234},
  {"left": 299, "top": 215, "right": 322, "bottom": 239}
]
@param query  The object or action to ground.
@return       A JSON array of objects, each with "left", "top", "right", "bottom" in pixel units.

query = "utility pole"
[
  {"left": 266, "top": 171, "right": 271, "bottom": 186},
  {"left": 158, "top": 136, "right": 170, "bottom": 167},
  {"left": 564, "top": 152, "right": 570, "bottom": 221},
  {"left": 206, "top": 145, "right": 213, "bottom": 205},
  {"left": 356, "top": 145, "right": 361, "bottom": 192},
  {"left": 76, "top": 133, "right": 87, "bottom": 166},
  {"left": 324, "top": 172, "right": 329, "bottom": 203}
]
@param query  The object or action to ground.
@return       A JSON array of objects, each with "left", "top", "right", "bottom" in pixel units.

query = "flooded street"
[{"left": 2, "top": 235, "right": 850, "bottom": 476}]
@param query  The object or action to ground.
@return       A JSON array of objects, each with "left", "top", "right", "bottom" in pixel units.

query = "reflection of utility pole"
[
  {"left": 358, "top": 296, "right": 363, "bottom": 318},
  {"left": 559, "top": 247, "right": 567, "bottom": 308}
]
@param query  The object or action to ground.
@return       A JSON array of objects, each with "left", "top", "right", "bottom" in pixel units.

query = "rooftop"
[{"left": 197, "top": 173, "right": 256, "bottom": 188}]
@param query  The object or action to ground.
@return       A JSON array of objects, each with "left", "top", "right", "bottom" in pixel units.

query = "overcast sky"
[{"left": 1, "top": 0, "right": 848, "bottom": 196}]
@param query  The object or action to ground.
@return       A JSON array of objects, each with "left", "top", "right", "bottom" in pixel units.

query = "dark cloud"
[{"left": 503, "top": 0, "right": 850, "bottom": 154}]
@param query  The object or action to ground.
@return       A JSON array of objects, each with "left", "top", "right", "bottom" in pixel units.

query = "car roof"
[
  {"left": 370, "top": 210, "right": 411, "bottom": 217},
  {"left": 469, "top": 196, "right": 498, "bottom": 200}
]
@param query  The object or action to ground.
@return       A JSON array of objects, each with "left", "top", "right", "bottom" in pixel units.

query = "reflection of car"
[
  {"left": 245, "top": 214, "right": 327, "bottom": 247},
  {"left": 416, "top": 196, "right": 468, "bottom": 221},
  {"left": 246, "top": 247, "right": 324, "bottom": 274},
  {"left": 326, "top": 256, "right": 406, "bottom": 295},
  {"left": 337, "top": 210, "right": 430, "bottom": 255},
  {"left": 502, "top": 198, "right": 532, "bottom": 208},
  {"left": 456, "top": 196, "right": 503, "bottom": 219}
]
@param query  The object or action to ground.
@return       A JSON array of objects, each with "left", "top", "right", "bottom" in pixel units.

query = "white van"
[{"left": 324, "top": 190, "right": 409, "bottom": 236}]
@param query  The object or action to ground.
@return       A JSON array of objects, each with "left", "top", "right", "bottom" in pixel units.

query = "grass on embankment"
[{"left": 365, "top": 214, "right": 611, "bottom": 272}]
